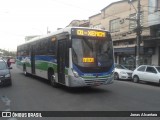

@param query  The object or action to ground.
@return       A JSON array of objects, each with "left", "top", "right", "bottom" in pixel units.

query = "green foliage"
[{"left": 0, "top": 49, "right": 16, "bottom": 57}]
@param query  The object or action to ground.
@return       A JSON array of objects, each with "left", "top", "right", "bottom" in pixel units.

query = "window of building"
[
  {"left": 139, "top": 55, "right": 152, "bottom": 65},
  {"left": 113, "top": 42, "right": 119, "bottom": 46},
  {"left": 93, "top": 24, "right": 102, "bottom": 29},
  {"left": 129, "top": 13, "right": 136, "bottom": 30},
  {"left": 148, "top": 0, "right": 155, "bottom": 14},
  {"left": 129, "top": 12, "right": 143, "bottom": 30},
  {"left": 109, "top": 18, "right": 120, "bottom": 33},
  {"left": 119, "top": 56, "right": 135, "bottom": 70},
  {"left": 128, "top": 40, "right": 134, "bottom": 45}
]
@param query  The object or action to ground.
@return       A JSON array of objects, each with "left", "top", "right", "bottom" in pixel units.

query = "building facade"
[
  {"left": 147, "top": 0, "right": 160, "bottom": 66},
  {"left": 89, "top": 0, "right": 160, "bottom": 69},
  {"left": 67, "top": 20, "right": 89, "bottom": 27}
]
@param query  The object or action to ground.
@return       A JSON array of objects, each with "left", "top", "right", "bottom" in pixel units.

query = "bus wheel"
[
  {"left": 48, "top": 71, "right": 57, "bottom": 87},
  {"left": 23, "top": 64, "right": 28, "bottom": 76}
]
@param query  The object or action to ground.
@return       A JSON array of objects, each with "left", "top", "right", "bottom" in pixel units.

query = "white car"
[
  {"left": 132, "top": 65, "right": 160, "bottom": 84},
  {"left": 114, "top": 64, "right": 133, "bottom": 80}
]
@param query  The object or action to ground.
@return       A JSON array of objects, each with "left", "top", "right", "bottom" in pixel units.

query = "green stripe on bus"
[{"left": 16, "top": 60, "right": 68, "bottom": 74}]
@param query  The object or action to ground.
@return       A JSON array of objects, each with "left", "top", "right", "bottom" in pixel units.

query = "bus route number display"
[
  {"left": 83, "top": 57, "right": 94, "bottom": 63},
  {"left": 76, "top": 29, "right": 106, "bottom": 37}
]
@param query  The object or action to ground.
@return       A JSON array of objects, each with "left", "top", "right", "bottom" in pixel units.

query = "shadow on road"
[
  {"left": 115, "top": 79, "right": 160, "bottom": 87},
  {"left": 22, "top": 73, "right": 111, "bottom": 94},
  {"left": 63, "top": 86, "right": 111, "bottom": 94},
  {"left": 140, "top": 81, "right": 160, "bottom": 87}
]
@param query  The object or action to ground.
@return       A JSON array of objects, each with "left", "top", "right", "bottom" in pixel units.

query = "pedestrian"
[{"left": 7, "top": 58, "right": 11, "bottom": 67}]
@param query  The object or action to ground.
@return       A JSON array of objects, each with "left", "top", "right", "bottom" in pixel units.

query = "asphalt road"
[{"left": 0, "top": 64, "right": 160, "bottom": 120}]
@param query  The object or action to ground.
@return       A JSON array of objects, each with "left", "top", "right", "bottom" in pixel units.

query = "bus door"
[
  {"left": 31, "top": 46, "right": 35, "bottom": 74},
  {"left": 57, "top": 40, "right": 67, "bottom": 84}
]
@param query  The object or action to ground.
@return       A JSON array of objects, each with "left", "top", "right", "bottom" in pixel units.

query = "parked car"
[
  {"left": 132, "top": 65, "right": 160, "bottom": 84},
  {"left": 114, "top": 63, "right": 133, "bottom": 80},
  {"left": 0, "top": 59, "right": 12, "bottom": 86}
]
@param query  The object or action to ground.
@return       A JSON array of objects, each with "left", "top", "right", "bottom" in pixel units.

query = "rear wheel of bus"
[{"left": 48, "top": 69, "right": 58, "bottom": 87}]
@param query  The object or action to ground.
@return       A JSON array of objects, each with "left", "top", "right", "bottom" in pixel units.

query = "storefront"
[{"left": 114, "top": 46, "right": 152, "bottom": 70}]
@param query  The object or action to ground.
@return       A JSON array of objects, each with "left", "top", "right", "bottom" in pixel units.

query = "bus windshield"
[{"left": 72, "top": 37, "right": 113, "bottom": 73}]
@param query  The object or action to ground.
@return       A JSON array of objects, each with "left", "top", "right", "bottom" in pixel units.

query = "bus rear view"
[{"left": 69, "top": 28, "right": 114, "bottom": 87}]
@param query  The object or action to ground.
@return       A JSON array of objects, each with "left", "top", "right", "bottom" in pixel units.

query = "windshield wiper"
[{"left": 83, "top": 37, "right": 93, "bottom": 51}]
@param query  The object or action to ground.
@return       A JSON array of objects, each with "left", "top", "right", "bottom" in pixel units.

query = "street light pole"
[
  {"left": 135, "top": 0, "right": 141, "bottom": 68},
  {"left": 127, "top": 0, "right": 142, "bottom": 68}
]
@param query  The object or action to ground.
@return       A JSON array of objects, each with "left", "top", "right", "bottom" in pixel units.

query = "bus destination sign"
[{"left": 73, "top": 29, "right": 106, "bottom": 37}]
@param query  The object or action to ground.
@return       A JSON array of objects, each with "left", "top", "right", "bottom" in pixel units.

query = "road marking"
[
  {"left": 0, "top": 95, "right": 11, "bottom": 106},
  {"left": 0, "top": 96, "right": 18, "bottom": 120}
]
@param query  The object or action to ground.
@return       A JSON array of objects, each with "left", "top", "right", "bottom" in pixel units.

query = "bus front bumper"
[{"left": 68, "top": 76, "right": 114, "bottom": 87}]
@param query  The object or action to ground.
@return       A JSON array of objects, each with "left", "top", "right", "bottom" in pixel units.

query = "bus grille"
[{"left": 84, "top": 79, "right": 106, "bottom": 86}]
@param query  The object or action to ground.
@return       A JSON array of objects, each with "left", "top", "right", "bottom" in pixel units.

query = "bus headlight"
[{"left": 72, "top": 69, "right": 79, "bottom": 78}]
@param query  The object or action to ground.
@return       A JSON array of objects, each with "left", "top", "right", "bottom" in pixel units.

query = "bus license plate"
[{"left": 94, "top": 81, "right": 100, "bottom": 86}]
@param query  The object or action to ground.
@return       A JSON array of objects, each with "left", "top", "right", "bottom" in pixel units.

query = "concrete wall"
[
  {"left": 89, "top": 0, "right": 149, "bottom": 38},
  {"left": 148, "top": 0, "right": 160, "bottom": 26},
  {"left": 152, "top": 46, "right": 159, "bottom": 65},
  {"left": 89, "top": 13, "right": 101, "bottom": 28}
]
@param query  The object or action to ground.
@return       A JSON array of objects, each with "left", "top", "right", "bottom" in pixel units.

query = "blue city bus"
[{"left": 17, "top": 27, "right": 114, "bottom": 87}]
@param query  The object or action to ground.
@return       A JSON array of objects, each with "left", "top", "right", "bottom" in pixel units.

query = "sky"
[{"left": 0, "top": 0, "right": 119, "bottom": 51}]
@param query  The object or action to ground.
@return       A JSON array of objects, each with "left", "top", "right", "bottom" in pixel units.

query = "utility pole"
[
  {"left": 135, "top": 0, "right": 141, "bottom": 68},
  {"left": 127, "top": 0, "right": 142, "bottom": 68}
]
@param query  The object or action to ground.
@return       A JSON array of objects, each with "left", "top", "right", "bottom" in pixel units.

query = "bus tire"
[
  {"left": 48, "top": 70, "right": 57, "bottom": 87},
  {"left": 23, "top": 64, "right": 28, "bottom": 76}
]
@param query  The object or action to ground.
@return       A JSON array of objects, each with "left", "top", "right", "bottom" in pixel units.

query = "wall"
[
  {"left": 152, "top": 46, "right": 159, "bottom": 65},
  {"left": 89, "top": 13, "right": 101, "bottom": 28},
  {"left": 89, "top": 0, "right": 150, "bottom": 41},
  {"left": 148, "top": 0, "right": 160, "bottom": 26}
]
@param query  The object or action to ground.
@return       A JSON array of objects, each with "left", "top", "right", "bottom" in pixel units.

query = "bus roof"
[{"left": 18, "top": 27, "right": 109, "bottom": 46}]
